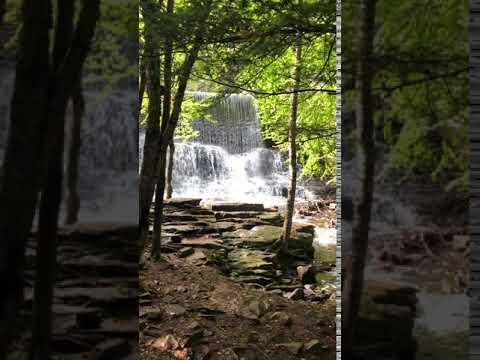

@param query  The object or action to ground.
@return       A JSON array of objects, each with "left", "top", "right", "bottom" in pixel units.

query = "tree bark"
[
  {"left": 0, "top": 0, "right": 6, "bottom": 27},
  {"left": 30, "top": 1, "right": 99, "bottom": 359},
  {"left": 281, "top": 12, "right": 302, "bottom": 249},
  {"left": 342, "top": 0, "right": 376, "bottom": 357},
  {"left": 166, "top": 139, "right": 174, "bottom": 199},
  {"left": 152, "top": 147, "right": 168, "bottom": 258},
  {"left": 150, "top": 0, "right": 174, "bottom": 260},
  {"left": 65, "top": 81, "right": 84, "bottom": 225},
  {"left": 0, "top": 1, "right": 51, "bottom": 357},
  {"left": 139, "top": 57, "right": 146, "bottom": 118},
  {"left": 139, "top": 0, "right": 163, "bottom": 263}
]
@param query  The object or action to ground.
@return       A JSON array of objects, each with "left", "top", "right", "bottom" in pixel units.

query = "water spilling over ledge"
[
  {"left": 187, "top": 91, "right": 263, "bottom": 154},
  {"left": 139, "top": 91, "right": 312, "bottom": 206}
]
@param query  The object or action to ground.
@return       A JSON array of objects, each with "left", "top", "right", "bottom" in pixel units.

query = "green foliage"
[
  {"left": 139, "top": 0, "right": 336, "bottom": 182},
  {"left": 343, "top": 0, "right": 468, "bottom": 190}
]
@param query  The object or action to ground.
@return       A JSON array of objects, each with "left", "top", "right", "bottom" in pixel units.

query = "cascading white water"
[
  {"left": 188, "top": 92, "right": 263, "bottom": 154},
  {"left": 0, "top": 65, "right": 138, "bottom": 223},
  {"left": 139, "top": 91, "right": 307, "bottom": 206}
]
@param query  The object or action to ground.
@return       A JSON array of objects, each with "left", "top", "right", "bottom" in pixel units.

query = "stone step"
[{"left": 206, "top": 202, "right": 265, "bottom": 212}]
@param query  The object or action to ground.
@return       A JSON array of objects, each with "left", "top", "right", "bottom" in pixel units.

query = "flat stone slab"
[
  {"left": 47, "top": 223, "right": 138, "bottom": 240},
  {"left": 164, "top": 198, "right": 202, "bottom": 207},
  {"left": 181, "top": 237, "right": 225, "bottom": 249},
  {"left": 207, "top": 202, "right": 265, "bottom": 212}
]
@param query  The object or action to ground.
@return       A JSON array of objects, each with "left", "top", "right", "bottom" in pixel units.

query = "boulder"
[
  {"left": 178, "top": 247, "right": 195, "bottom": 258},
  {"left": 297, "top": 265, "right": 316, "bottom": 284},
  {"left": 286, "top": 288, "right": 304, "bottom": 300},
  {"left": 292, "top": 223, "right": 316, "bottom": 235},
  {"left": 229, "top": 249, "right": 277, "bottom": 278}
]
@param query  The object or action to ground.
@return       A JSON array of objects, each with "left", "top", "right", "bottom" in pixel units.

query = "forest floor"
[
  {"left": 139, "top": 198, "right": 336, "bottom": 360},
  {"left": 139, "top": 256, "right": 335, "bottom": 360}
]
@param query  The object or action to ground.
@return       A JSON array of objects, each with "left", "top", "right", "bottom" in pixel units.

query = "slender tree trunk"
[
  {"left": 139, "top": 0, "right": 163, "bottom": 263},
  {"left": 166, "top": 139, "right": 174, "bottom": 199},
  {"left": 152, "top": 146, "right": 168, "bottom": 258},
  {"left": 0, "top": 1, "right": 51, "bottom": 357},
  {"left": 342, "top": 0, "right": 376, "bottom": 357},
  {"left": 0, "top": 0, "right": 6, "bottom": 27},
  {"left": 281, "top": 18, "right": 302, "bottom": 249},
  {"left": 150, "top": 0, "right": 174, "bottom": 260},
  {"left": 65, "top": 81, "right": 84, "bottom": 225},
  {"left": 30, "top": 1, "right": 100, "bottom": 359},
  {"left": 139, "top": 58, "right": 146, "bottom": 118},
  {"left": 150, "top": 25, "right": 210, "bottom": 260}
]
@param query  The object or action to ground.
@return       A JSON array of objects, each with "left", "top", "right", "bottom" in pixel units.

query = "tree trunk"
[
  {"left": 139, "top": 0, "right": 163, "bottom": 263},
  {"left": 150, "top": 0, "right": 174, "bottom": 259},
  {"left": 30, "top": 1, "right": 100, "bottom": 359},
  {"left": 281, "top": 15, "right": 302, "bottom": 249},
  {"left": 342, "top": 0, "right": 376, "bottom": 357},
  {"left": 166, "top": 139, "right": 175, "bottom": 199},
  {"left": 139, "top": 57, "right": 146, "bottom": 118},
  {"left": 0, "top": 0, "right": 6, "bottom": 27},
  {"left": 150, "top": 25, "right": 210, "bottom": 260},
  {"left": 152, "top": 146, "right": 168, "bottom": 259},
  {"left": 65, "top": 80, "right": 84, "bottom": 225},
  {"left": 0, "top": 1, "right": 51, "bottom": 357}
]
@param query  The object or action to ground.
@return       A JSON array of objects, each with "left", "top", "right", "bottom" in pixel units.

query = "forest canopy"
[{"left": 139, "top": 0, "right": 336, "bottom": 182}]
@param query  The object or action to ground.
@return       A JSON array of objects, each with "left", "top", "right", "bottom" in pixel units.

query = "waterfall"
[
  {"left": 0, "top": 64, "right": 138, "bottom": 223},
  {"left": 139, "top": 91, "right": 307, "bottom": 206},
  {"left": 187, "top": 92, "right": 263, "bottom": 154}
]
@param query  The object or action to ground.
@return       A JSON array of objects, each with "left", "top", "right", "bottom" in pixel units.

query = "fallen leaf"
[{"left": 148, "top": 335, "right": 179, "bottom": 351}]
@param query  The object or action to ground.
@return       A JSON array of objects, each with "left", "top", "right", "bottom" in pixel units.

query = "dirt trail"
[{"left": 140, "top": 255, "right": 336, "bottom": 360}]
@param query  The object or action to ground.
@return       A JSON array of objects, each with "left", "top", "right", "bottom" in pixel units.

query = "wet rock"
[
  {"left": 178, "top": 247, "right": 195, "bottom": 258},
  {"left": 297, "top": 265, "right": 316, "bottom": 284}
]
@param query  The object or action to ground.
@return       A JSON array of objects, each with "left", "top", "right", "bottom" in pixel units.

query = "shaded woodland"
[
  {"left": 0, "top": 1, "right": 138, "bottom": 359},
  {"left": 341, "top": 0, "right": 469, "bottom": 359},
  {"left": 139, "top": 0, "right": 338, "bottom": 359}
]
